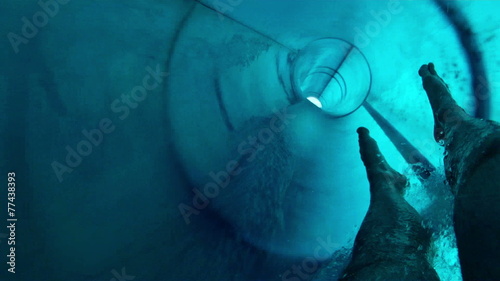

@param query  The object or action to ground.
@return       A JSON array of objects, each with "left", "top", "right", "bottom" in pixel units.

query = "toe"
[
  {"left": 419, "top": 64, "right": 431, "bottom": 77},
  {"left": 357, "top": 127, "right": 384, "bottom": 170},
  {"left": 428, "top": 62, "right": 437, "bottom": 75},
  {"left": 356, "top": 127, "right": 370, "bottom": 136},
  {"left": 419, "top": 62, "right": 438, "bottom": 77}
]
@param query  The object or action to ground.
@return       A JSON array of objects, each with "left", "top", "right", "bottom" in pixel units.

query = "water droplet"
[
  {"left": 376, "top": 154, "right": 381, "bottom": 157},
  {"left": 438, "top": 139, "right": 445, "bottom": 146}
]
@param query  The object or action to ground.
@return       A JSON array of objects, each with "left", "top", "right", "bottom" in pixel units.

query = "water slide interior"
[{"left": 0, "top": 0, "right": 499, "bottom": 280}]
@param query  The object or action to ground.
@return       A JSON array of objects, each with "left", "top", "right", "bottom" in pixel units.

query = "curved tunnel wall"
[
  {"left": 167, "top": 2, "right": 374, "bottom": 258},
  {"left": 0, "top": 0, "right": 498, "bottom": 280},
  {"left": 168, "top": 0, "right": 496, "bottom": 278}
]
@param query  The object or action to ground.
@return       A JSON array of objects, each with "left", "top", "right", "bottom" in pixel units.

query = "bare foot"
[
  {"left": 418, "top": 63, "right": 465, "bottom": 142},
  {"left": 357, "top": 127, "right": 407, "bottom": 194}
]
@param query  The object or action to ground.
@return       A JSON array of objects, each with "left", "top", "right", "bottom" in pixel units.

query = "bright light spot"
[{"left": 307, "top": 96, "right": 322, "bottom": 108}]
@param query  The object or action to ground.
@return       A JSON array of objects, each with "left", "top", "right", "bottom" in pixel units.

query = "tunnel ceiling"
[{"left": 199, "top": 0, "right": 500, "bottom": 168}]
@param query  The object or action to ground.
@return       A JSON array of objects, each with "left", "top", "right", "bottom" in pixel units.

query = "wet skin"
[
  {"left": 419, "top": 63, "right": 500, "bottom": 280},
  {"left": 338, "top": 127, "right": 439, "bottom": 281}
]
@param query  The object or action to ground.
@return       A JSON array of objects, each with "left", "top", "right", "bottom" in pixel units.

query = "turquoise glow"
[{"left": 1, "top": 0, "right": 498, "bottom": 280}]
